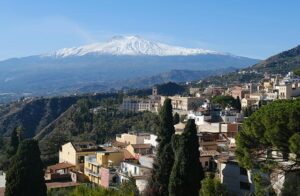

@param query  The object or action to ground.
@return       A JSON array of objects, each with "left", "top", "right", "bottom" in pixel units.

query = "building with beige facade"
[
  {"left": 228, "top": 86, "right": 250, "bottom": 99},
  {"left": 241, "top": 98, "right": 259, "bottom": 108},
  {"left": 59, "top": 142, "right": 103, "bottom": 171},
  {"left": 161, "top": 96, "right": 203, "bottom": 111},
  {"left": 116, "top": 132, "right": 150, "bottom": 145},
  {"left": 278, "top": 83, "right": 300, "bottom": 99}
]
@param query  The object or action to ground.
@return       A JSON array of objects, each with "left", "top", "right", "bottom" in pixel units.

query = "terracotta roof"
[
  {"left": 130, "top": 144, "right": 152, "bottom": 149},
  {"left": 200, "top": 150, "right": 220, "bottom": 157},
  {"left": 102, "top": 146, "right": 120, "bottom": 152},
  {"left": 112, "top": 141, "right": 128, "bottom": 148},
  {"left": 47, "top": 162, "right": 75, "bottom": 172},
  {"left": 120, "top": 149, "right": 135, "bottom": 160},
  {"left": 46, "top": 181, "right": 80, "bottom": 189}
]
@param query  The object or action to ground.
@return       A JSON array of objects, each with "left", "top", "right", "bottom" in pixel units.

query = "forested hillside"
[
  {"left": 190, "top": 45, "right": 300, "bottom": 88},
  {"left": 0, "top": 93, "right": 117, "bottom": 138},
  {"left": 38, "top": 98, "right": 160, "bottom": 164},
  {"left": 0, "top": 82, "right": 186, "bottom": 166},
  {"left": 250, "top": 45, "right": 300, "bottom": 74}
]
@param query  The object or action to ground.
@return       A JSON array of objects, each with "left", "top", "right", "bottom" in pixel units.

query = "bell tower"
[{"left": 152, "top": 86, "right": 158, "bottom": 96}]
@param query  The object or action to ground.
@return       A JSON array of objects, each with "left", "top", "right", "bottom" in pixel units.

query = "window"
[
  {"left": 205, "top": 161, "right": 209, "bottom": 167},
  {"left": 78, "top": 156, "right": 84, "bottom": 163},
  {"left": 240, "top": 182, "right": 251, "bottom": 190},
  {"left": 240, "top": 167, "right": 248, "bottom": 176},
  {"left": 134, "top": 167, "right": 137, "bottom": 175}
]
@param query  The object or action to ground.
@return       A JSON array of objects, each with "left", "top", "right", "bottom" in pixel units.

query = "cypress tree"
[
  {"left": 169, "top": 119, "right": 204, "bottom": 196},
  {"left": 235, "top": 96, "right": 241, "bottom": 112},
  {"left": 173, "top": 112, "right": 180, "bottom": 125},
  {"left": 7, "top": 127, "right": 19, "bottom": 157},
  {"left": 5, "top": 139, "right": 47, "bottom": 196},
  {"left": 147, "top": 98, "right": 175, "bottom": 196}
]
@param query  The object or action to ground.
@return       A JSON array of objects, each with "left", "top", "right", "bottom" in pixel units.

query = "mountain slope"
[
  {"left": 0, "top": 93, "right": 116, "bottom": 138},
  {"left": 190, "top": 45, "right": 300, "bottom": 88},
  {"left": 0, "top": 36, "right": 259, "bottom": 102},
  {"left": 251, "top": 45, "right": 300, "bottom": 74},
  {"left": 119, "top": 67, "right": 237, "bottom": 89},
  {"left": 49, "top": 35, "right": 220, "bottom": 57}
]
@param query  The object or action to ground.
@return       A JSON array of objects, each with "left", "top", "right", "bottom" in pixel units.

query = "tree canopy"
[
  {"left": 5, "top": 139, "right": 47, "bottom": 196},
  {"left": 200, "top": 177, "right": 228, "bottom": 196},
  {"left": 169, "top": 119, "right": 204, "bottom": 196},
  {"left": 236, "top": 99, "right": 300, "bottom": 171},
  {"left": 212, "top": 95, "right": 242, "bottom": 111},
  {"left": 173, "top": 112, "right": 180, "bottom": 125},
  {"left": 7, "top": 127, "right": 19, "bottom": 158},
  {"left": 147, "top": 98, "right": 175, "bottom": 196}
]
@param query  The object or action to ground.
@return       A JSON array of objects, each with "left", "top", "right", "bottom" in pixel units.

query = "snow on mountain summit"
[{"left": 49, "top": 35, "right": 221, "bottom": 57}]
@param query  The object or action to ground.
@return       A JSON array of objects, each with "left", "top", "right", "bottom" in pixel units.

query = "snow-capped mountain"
[
  {"left": 0, "top": 35, "right": 260, "bottom": 102},
  {"left": 49, "top": 35, "right": 221, "bottom": 57}
]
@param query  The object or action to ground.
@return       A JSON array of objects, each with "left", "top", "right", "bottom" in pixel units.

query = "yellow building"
[
  {"left": 84, "top": 148, "right": 124, "bottom": 187},
  {"left": 59, "top": 142, "right": 103, "bottom": 172}
]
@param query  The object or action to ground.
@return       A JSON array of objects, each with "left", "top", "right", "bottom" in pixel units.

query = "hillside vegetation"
[
  {"left": 0, "top": 94, "right": 117, "bottom": 138},
  {"left": 0, "top": 82, "right": 186, "bottom": 166},
  {"left": 250, "top": 45, "right": 300, "bottom": 74},
  {"left": 190, "top": 45, "right": 300, "bottom": 88}
]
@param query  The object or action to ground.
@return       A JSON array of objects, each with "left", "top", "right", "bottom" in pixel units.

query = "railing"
[{"left": 85, "top": 169, "right": 101, "bottom": 177}]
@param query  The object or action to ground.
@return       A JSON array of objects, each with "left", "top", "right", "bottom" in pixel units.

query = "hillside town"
[
  {"left": 0, "top": 71, "right": 293, "bottom": 195},
  {"left": 2, "top": 1, "right": 300, "bottom": 196}
]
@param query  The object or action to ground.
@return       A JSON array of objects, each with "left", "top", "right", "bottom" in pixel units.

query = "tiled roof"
[
  {"left": 111, "top": 141, "right": 128, "bottom": 148},
  {"left": 120, "top": 149, "right": 135, "bottom": 160},
  {"left": 46, "top": 181, "right": 80, "bottom": 189},
  {"left": 47, "top": 162, "right": 75, "bottom": 172},
  {"left": 200, "top": 150, "right": 220, "bottom": 157},
  {"left": 102, "top": 146, "right": 120, "bottom": 152},
  {"left": 131, "top": 144, "right": 152, "bottom": 149}
]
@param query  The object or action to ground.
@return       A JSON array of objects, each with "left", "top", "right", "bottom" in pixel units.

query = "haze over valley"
[{"left": 0, "top": 35, "right": 259, "bottom": 103}]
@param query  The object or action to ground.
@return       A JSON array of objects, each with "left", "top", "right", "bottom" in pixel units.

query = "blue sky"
[{"left": 1, "top": 0, "right": 300, "bottom": 60}]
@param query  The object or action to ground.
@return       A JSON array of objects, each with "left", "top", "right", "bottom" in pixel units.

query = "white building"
[
  {"left": 218, "top": 160, "right": 255, "bottom": 195},
  {"left": 122, "top": 96, "right": 161, "bottom": 113},
  {"left": 219, "top": 111, "right": 244, "bottom": 123},
  {"left": 118, "top": 162, "right": 151, "bottom": 193},
  {"left": 187, "top": 111, "right": 211, "bottom": 125},
  {"left": 144, "top": 134, "right": 158, "bottom": 148},
  {"left": 0, "top": 171, "right": 5, "bottom": 188},
  {"left": 139, "top": 155, "right": 155, "bottom": 169}
]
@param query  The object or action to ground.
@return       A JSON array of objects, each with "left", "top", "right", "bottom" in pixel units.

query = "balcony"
[{"left": 85, "top": 169, "right": 101, "bottom": 177}]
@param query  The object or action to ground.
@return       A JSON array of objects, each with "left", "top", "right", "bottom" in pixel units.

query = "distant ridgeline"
[
  {"left": 249, "top": 45, "right": 300, "bottom": 74},
  {"left": 190, "top": 45, "right": 300, "bottom": 87}
]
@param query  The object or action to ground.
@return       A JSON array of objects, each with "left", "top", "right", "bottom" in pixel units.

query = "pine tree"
[
  {"left": 147, "top": 98, "right": 175, "bottom": 196},
  {"left": 173, "top": 112, "right": 180, "bottom": 125},
  {"left": 5, "top": 139, "right": 47, "bottom": 196},
  {"left": 169, "top": 119, "right": 204, "bottom": 196}
]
